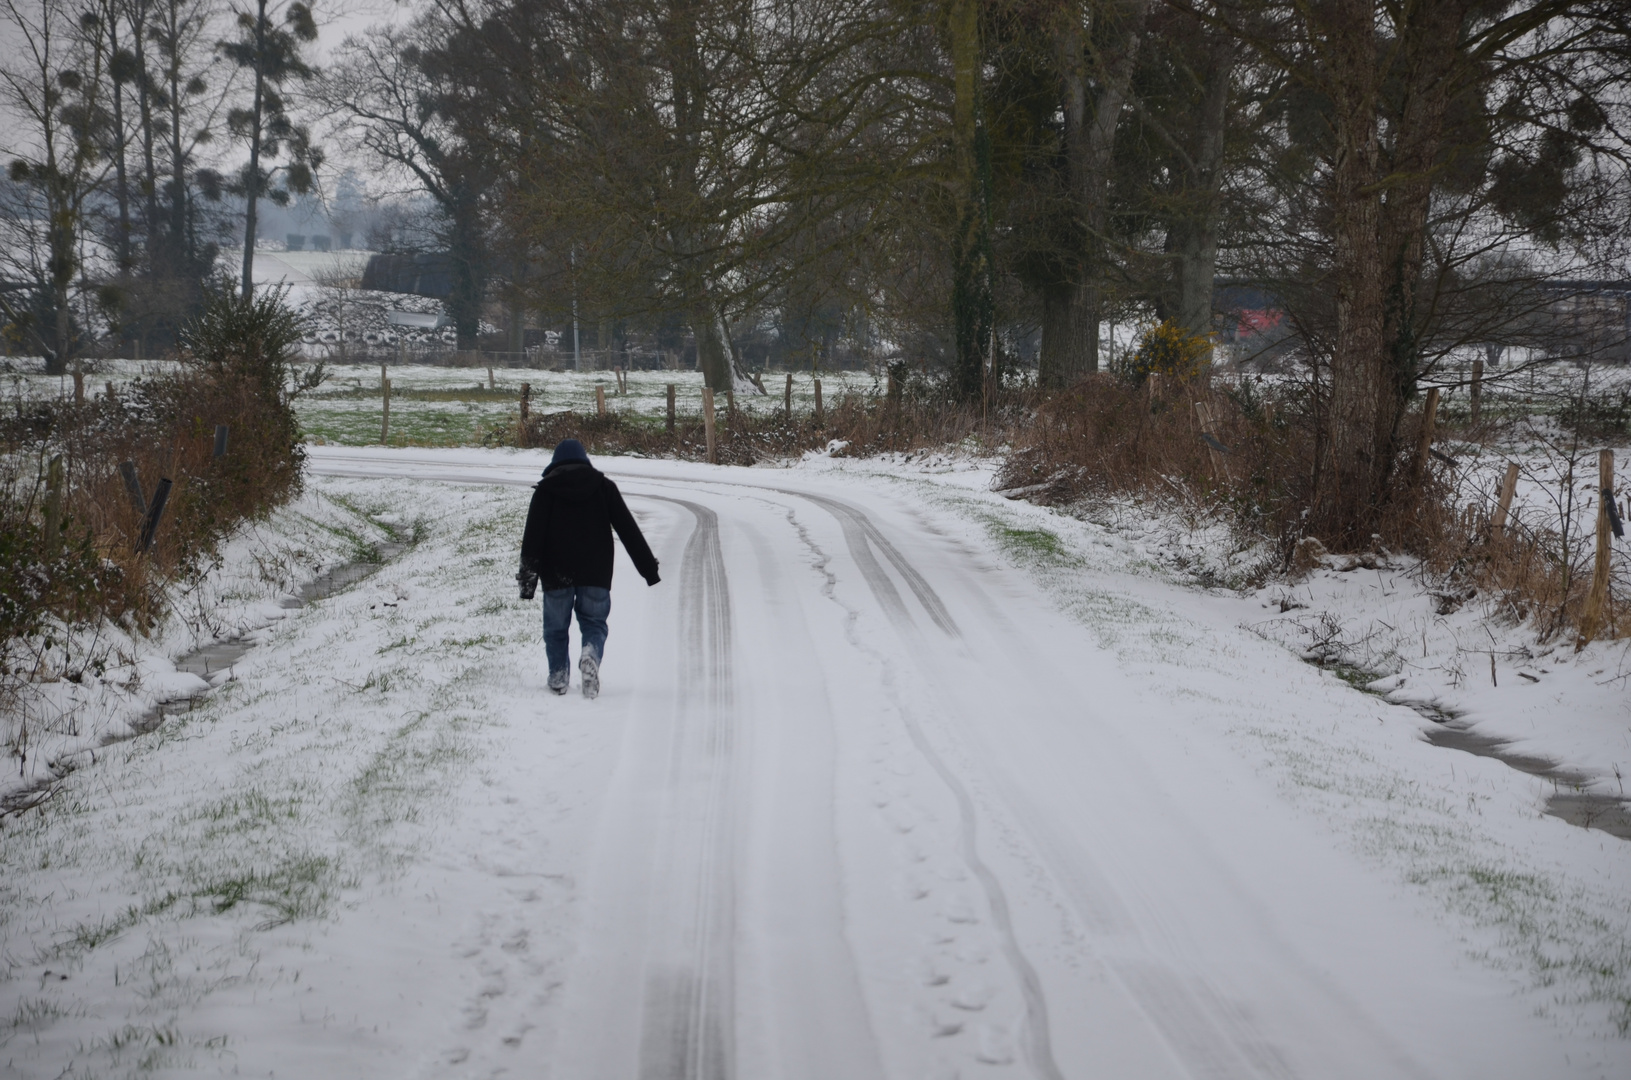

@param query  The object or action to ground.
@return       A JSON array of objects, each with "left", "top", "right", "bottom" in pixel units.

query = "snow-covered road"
[
  {"left": 296, "top": 448, "right": 1604, "bottom": 1079},
  {"left": 4, "top": 446, "right": 1627, "bottom": 1079}
]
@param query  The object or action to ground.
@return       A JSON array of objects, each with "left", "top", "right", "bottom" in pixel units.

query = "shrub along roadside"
[
  {"left": 996, "top": 367, "right": 1627, "bottom": 644},
  {"left": 1, "top": 286, "right": 315, "bottom": 726}
]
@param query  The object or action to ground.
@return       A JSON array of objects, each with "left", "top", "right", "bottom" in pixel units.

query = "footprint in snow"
[
  {"left": 975, "top": 1023, "right": 1015, "bottom": 1065},
  {"left": 928, "top": 1011, "right": 965, "bottom": 1038},
  {"left": 951, "top": 980, "right": 994, "bottom": 1011},
  {"left": 939, "top": 894, "right": 979, "bottom": 924},
  {"left": 916, "top": 958, "right": 951, "bottom": 986}
]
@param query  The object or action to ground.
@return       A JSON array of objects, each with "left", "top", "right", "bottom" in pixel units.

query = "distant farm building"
[{"left": 361, "top": 253, "right": 456, "bottom": 300}]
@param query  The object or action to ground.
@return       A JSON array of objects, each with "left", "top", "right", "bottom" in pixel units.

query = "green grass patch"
[
  {"left": 997, "top": 525, "right": 1067, "bottom": 560},
  {"left": 194, "top": 851, "right": 340, "bottom": 926}
]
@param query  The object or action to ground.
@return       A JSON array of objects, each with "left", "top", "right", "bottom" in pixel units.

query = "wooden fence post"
[
  {"left": 380, "top": 365, "right": 391, "bottom": 444},
  {"left": 43, "top": 455, "right": 63, "bottom": 554},
  {"left": 137, "top": 477, "right": 172, "bottom": 553},
  {"left": 1410, "top": 387, "right": 1441, "bottom": 484},
  {"left": 1470, "top": 357, "right": 1484, "bottom": 425},
  {"left": 784, "top": 372, "right": 793, "bottom": 417},
  {"left": 666, "top": 383, "right": 676, "bottom": 434},
  {"left": 118, "top": 460, "right": 147, "bottom": 516},
  {"left": 702, "top": 387, "right": 718, "bottom": 464},
  {"left": 596, "top": 383, "right": 607, "bottom": 417},
  {"left": 813, "top": 378, "right": 823, "bottom": 425},
  {"left": 1491, "top": 462, "right": 1520, "bottom": 540},
  {"left": 1194, "top": 401, "right": 1233, "bottom": 485},
  {"left": 726, "top": 389, "right": 735, "bottom": 421},
  {"left": 487, "top": 366, "right": 494, "bottom": 390},
  {"left": 1578, "top": 450, "right": 1616, "bottom": 648},
  {"left": 213, "top": 425, "right": 229, "bottom": 458}
]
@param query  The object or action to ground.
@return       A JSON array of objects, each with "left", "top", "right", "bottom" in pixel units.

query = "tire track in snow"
[
  {"left": 636, "top": 495, "right": 737, "bottom": 1080},
  {"left": 785, "top": 491, "right": 960, "bottom": 637},
  {"left": 822, "top": 497, "right": 1308, "bottom": 1080},
  {"left": 777, "top": 497, "right": 1063, "bottom": 1080}
]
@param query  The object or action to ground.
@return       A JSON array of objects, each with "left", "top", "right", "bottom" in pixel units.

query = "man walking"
[{"left": 518, "top": 439, "right": 660, "bottom": 698}]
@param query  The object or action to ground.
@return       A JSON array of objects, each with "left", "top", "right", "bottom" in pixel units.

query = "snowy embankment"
[
  {"left": 0, "top": 446, "right": 1627, "bottom": 1079},
  {"left": 1, "top": 486, "right": 396, "bottom": 811}
]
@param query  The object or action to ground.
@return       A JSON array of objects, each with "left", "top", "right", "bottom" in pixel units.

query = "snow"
[
  {"left": 1, "top": 445, "right": 1628, "bottom": 1079},
  {"left": 0, "top": 483, "right": 395, "bottom": 807}
]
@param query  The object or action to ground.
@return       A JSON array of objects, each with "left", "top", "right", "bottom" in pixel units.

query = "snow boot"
[
  {"left": 579, "top": 649, "right": 600, "bottom": 699},
  {"left": 548, "top": 668, "right": 569, "bottom": 695}
]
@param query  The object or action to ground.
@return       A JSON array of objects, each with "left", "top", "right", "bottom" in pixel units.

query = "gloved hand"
[
  {"left": 645, "top": 572, "right": 661, "bottom": 586},
  {"left": 517, "top": 567, "right": 538, "bottom": 600}
]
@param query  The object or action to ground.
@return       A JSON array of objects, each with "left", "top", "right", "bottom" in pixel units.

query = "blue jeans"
[{"left": 542, "top": 586, "right": 610, "bottom": 674}]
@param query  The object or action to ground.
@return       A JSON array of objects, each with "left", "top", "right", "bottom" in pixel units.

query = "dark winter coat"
[{"left": 519, "top": 462, "right": 660, "bottom": 590}]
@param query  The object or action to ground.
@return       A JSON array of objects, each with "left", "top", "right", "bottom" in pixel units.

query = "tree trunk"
[
  {"left": 1040, "top": 277, "right": 1098, "bottom": 384},
  {"left": 948, "top": 0, "right": 991, "bottom": 403},
  {"left": 1171, "top": 32, "right": 1233, "bottom": 344},
  {"left": 1038, "top": 0, "right": 1147, "bottom": 388},
  {"left": 166, "top": 2, "right": 189, "bottom": 274},
  {"left": 1311, "top": 0, "right": 1470, "bottom": 541},
  {"left": 1314, "top": 0, "right": 1386, "bottom": 539},
  {"left": 240, "top": 0, "right": 268, "bottom": 300},
  {"left": 693, "top": 301, "right": 732, "bottom": 393},
  {"left": 109, "top": 15, "right": 131, "bottom": 276},
  {"left": 132, "top": 4, "right": 159, "bottom": 264},
  {"left": 447, "top": 192, "right": 484, "bottom": 350}
]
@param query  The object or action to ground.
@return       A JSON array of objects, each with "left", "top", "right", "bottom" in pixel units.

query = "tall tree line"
[{"left": 333, "top": 0, "right": 1625, "bottom": 537}]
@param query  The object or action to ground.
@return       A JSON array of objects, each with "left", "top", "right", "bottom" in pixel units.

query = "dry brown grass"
[
  {"left": 997, "top": 374, "right": 1325, "bottom": 547},
  {"left": 2, "top": 363, "right": 306, "bottom": 686},
  {"left": 997, "top": 371, "right": 1627, "bottom": 643},
  {"left": 1420, "top": 482, "right": 1629, "bottom": 646}
]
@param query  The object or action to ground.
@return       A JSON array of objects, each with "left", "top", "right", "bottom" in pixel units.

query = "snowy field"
[
  {"left": 0, "top": 357, "right": 882, "bottom": 447},
  {"left": 2, "top": 445, "right": 1629, "bottom": 1078},
  {"left": 298, "top": 366, "right": 881, "bottom": 446}
]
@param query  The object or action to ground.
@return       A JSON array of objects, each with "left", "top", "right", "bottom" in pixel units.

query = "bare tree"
[
  {"left": 0, "top": 0, "right": 114, "bottom": 373},
  {"left": 317, "top": 20, "right": 492, "bottom": 350},
  {"left": 218, "top": 0, "right": 319, "bottom": 298}
]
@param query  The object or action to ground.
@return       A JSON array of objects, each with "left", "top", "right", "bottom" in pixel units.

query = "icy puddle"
[
  {"left": 1308, "top": 658, "right": 1631, "bottom": 844},
  {"left": 164, "top": 537, "right": 410, "bottom": 700},
  {"left": 1423, "top": 719, "right": 1631, "bottom": 841},
  {"left": 0, "top": 538, "right": 410, "bottom": 818}
]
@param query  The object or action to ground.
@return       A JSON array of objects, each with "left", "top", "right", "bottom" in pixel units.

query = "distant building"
[
  {"left": 1538, "top": 280, "right": 1631, "bottom": 363},
  {"left": 361, "top": 253, "right": 456, "bottom": 300}
]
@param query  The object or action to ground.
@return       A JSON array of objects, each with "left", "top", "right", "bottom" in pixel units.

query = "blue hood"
[{"left": 543, "top": 439, "right": 592, "bottom": 476}]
